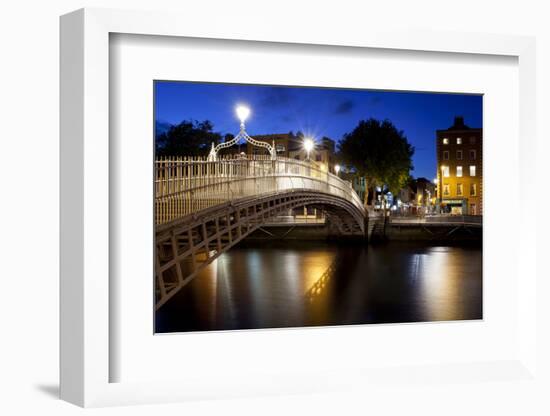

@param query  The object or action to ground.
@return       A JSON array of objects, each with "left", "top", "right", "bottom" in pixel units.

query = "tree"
[
  {"left": 223, "top": 133, "right": 235, "bottom": 143},
  {"left": 155, "top": 120, "right": 222, "bottom": 157},
  {"left": 338, "top": 118, "right": 414, "bottom": 207}
]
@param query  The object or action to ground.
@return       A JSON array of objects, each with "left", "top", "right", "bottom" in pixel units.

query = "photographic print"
[{"left": 154, "top": 81, "right": 482, "bottom": 333}]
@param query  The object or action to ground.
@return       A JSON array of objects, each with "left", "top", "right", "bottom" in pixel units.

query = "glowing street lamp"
[
  {"left": 303, "top": 138, "right": 314, "bottom": 160},
  {"left": 335, "top": 164, "right": 341, "bottom": 175},
  {"left": 236, "top": 105, "right": 250, "bottom": 126}
]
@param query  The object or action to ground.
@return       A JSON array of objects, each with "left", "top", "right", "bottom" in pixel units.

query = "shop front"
[{"left": 441, "top": 198, "right": 467, "bottom": 215}]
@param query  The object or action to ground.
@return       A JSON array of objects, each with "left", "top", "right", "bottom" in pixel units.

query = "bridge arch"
[{"left": 155, "top": 155, "right": 366, "bottom": 309}]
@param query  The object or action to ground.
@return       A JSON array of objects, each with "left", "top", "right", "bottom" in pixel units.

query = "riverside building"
[{"left": 436, "top": 116, "right": 482, "bottom": 215}]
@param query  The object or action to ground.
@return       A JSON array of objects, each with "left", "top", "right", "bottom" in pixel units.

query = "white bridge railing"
[{"left": 155, "top": 155, "right": 365, "bottom": 225}]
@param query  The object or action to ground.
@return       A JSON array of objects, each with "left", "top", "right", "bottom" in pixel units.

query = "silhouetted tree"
[
  {"left": 338, "top": 118, "right": 414, "bottom": 207},
  {"left": 223, "top": 133, "right": 235, "bottom": 143},
  {"left": 155, "top": 120, "right": 222, "bottom": 157}
]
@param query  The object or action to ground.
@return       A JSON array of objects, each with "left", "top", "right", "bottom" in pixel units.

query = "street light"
[
  {"left": 236, "top": 105, "right": 250, "bottom": 126},
  {"left": 303, "top": 138, "right": 314, "bottom": 160},
  {"left": 209, "top": 104, "right": 275, "bottom": 161},
  {"left": 335, "top": 164, "right": 341, "bottom": 175}
]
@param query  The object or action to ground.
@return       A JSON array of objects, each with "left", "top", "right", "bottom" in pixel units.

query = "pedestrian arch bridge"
[{"left": 155, "top": 155, "right": 366, "bottom": 309}]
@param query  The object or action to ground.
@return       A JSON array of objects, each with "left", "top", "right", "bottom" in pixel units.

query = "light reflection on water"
[{"left": 156, "top": 242, "right": 482, "bottom": 333}]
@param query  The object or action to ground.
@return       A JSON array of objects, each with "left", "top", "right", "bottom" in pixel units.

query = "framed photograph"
[
  {"left": 60, "top": 8, "right": 537, "bottom": 407},
  {"left": 152, "top": 81, "right": 484, "bottom": 334}
]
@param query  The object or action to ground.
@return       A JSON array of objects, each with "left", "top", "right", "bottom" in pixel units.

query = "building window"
[
  {"left": 457, "top": 137, "right": 462, "bottom": 144},
  {"left": 470, "top": 183, "right": 477, "bottom": 196},
  {"left": 470, "top": 165, "right": 476, "bottom": 176},
  {"left": 456, "top": 166, "right": 463, "bottom": 177},
  {"left": 442, "top": 166, "right": 450, "bottom": 177},
  {"left": 457, "top": 183, "right": 463, "bottom": 196},
  {"left": 456, "top": 150, "right": 463, "bottom": 160},
  {"left": 469, "top": 149, "right": 476, "bottom": 160},
  {"left": 470, "top": 136, "right": 476, "bottom": 144},
  {"left": 315, "top": 154, "right": 322, "bottom": 162},
  {"left": 443, "top": 150, "right": 449, "bottom": 160},
  {"left": 294, "top": 155, "right": 300, "bottom": 160},
  {"left": 442, "top": 138, "right": 449, "bottom": 145},
  {"left": 443, "top": 184, "right": 450, "bottom": 196}
]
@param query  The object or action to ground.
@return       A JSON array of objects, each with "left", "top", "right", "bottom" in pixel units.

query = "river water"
[{"left": 155, "top": 241, "right": 482, "bottom": 333}]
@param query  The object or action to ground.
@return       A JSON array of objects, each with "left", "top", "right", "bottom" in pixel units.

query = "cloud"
[
  {"left": 370, "top": 96, "right": 382, "bottom": 105},
  {"left": 334, "top": 99, "right": 355, "bottom": 114},
  {"left": 260, "top": 88, "right": 293, "bottom": 108}
]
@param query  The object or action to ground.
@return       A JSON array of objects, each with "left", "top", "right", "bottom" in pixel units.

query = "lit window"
[
  {"left": 457, "top": 137, "right": 462, "bottom": 144},
  {"left": 443, "top": 151, "right": 449, "bottom": 160},
  {"left": 469, "top": 149, "right": 476, "bottom": 160},
  {"left": 443, "top": 184, "right": 450, "bottom": 196},
  {"left": 457, "top": 150, "right": 463, "bottom": 160},
  {"left": 470, "top": 165, "right": 476, "bottom": 176},
  {"left": 443, "top": 138, "right": 449, "bottom": 145},
  {"left": 470, "top": 183, "right": 477, "bottom": 196},
  {"left": 456, "top": 166, "right": 463, "bottom": 177},
  {"left": 442, "top": 166, "right": 450, "bottom": 177},
  {"left": 457, "top": 183, "right": 463, "bottom": 196},
  {"left": 470, "top": 136, "right": 476, "bottom": 144}
]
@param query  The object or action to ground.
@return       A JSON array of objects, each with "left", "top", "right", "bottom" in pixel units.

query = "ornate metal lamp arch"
[{"left": 207, "top": 110, "right": 277, "bottom": 161}]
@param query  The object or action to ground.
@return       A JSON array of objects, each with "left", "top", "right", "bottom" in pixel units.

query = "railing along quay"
[
  {"left": 389, "top": 214, "right": 482, "bottom": 226},
  {"left": 155, "top": 155, "right": 365, "bottom": 225}
]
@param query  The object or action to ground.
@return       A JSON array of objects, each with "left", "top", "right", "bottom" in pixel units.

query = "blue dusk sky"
[{"left": 154, "top": 81, "right": 482, "bottom": 179}]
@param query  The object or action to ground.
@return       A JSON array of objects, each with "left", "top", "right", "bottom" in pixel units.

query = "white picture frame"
[{"left": 60, "top": 8, "right": 538, "bottom": 408}]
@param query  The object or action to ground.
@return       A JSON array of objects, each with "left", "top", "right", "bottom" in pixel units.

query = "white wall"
[{"left": 0, "top": 1, "right": 548, "bottom": 415}]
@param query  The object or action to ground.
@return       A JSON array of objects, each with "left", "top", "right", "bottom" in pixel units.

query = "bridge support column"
[
  {"left": 235, "top": 209, "right": 242, "bottom": 239},
  {"left": 226, "top": 214, "right": 233, "bottom": 244},
  {"left": 214, "top": 217, "right": 222, "bottom": 252},
  {"left": 188, "top": 228, "right": 197, "bottom": 271},
  {"left": 201, "top": 222, "right": 210, "bottom": 259},
  {"left": 170, "top": 232, "right": 184, "bottom": 285}
]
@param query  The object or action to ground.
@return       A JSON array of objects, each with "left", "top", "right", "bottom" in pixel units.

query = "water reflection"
[
  {"left": 304, "top": 261, "right": 336, "bottom": 303},
  {"left": 156, "top": 242, "right": 482, "bottom": 333}
]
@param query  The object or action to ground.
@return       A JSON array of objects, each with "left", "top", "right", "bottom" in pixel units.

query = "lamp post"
[
  {"left": 208, "top": 105, "right": 277, "bottom": 161},
  {"left": 236, "top": 105, "right": 250, "bottom": 130},
  {"left": 335, "top": 164, "right": 341, "bottom": 176}
]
